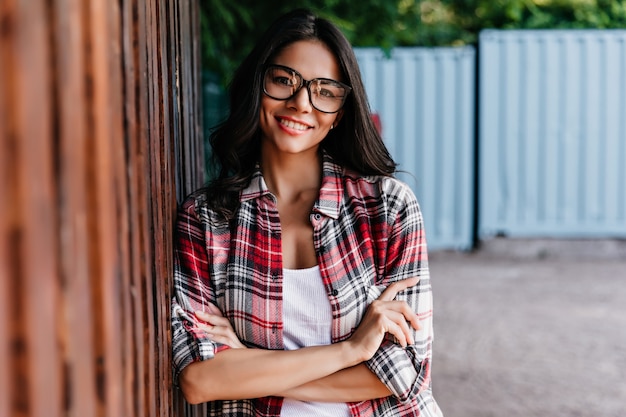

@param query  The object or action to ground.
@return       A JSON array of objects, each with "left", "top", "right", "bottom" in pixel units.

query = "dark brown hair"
[{"left": 206, "top": 8, "right": 396, "bottom": 219}]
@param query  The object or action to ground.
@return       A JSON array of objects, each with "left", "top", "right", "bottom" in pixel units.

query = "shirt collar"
[{"left": 240, "top": 150, "right": 343, "bottom": 220}]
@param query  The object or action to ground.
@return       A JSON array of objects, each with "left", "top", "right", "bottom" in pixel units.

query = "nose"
[{"left": 286, "top": 84, "right": 313, "bottom": 112}]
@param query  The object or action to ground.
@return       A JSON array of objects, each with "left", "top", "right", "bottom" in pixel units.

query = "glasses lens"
[
  {"left": 309, "top": 79, "right": 347, "bottom": 113},
  {"left": 264, "top": 66, "right": 301, "bottom": 99},
  {"left": 263, "top": 65, "right": 349, "bottom": 113}
]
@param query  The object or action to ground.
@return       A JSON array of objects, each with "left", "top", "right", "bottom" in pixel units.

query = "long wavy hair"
[{"left": 206, "top": 8, "right": 397, "bottom": 220}]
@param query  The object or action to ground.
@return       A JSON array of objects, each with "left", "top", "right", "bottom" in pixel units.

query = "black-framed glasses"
[{"left": 263, "top": 64, "right": 351, "bottom": 114}]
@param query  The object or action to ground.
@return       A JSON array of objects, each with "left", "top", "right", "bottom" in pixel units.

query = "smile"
[{"left": 278, "top": 118, "right": 311, "bottom": 131}]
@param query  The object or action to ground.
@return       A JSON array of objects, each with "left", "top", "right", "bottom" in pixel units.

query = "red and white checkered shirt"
[{"left": 171, "top": 152, "right": 443, "bottom": 417}]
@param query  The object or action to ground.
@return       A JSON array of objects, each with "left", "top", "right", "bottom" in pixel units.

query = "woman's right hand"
[
  {"left": 347, "top": 277, "right": 421, "bottom": 362},
  {"left": 195, "top": 304, "right": 247, "bottom": 349}
]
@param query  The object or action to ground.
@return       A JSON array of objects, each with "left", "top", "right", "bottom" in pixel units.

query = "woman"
[{"left": 172, "top": 8, "right": 443, "bottom": 417}]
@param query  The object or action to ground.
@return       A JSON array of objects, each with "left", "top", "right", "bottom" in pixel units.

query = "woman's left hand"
[{"left": 195, "top": 304, "right": 247, "bottom": 349}]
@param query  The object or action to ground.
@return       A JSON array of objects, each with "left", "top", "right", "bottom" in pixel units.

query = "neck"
[{"left": 260, "top": 149, "right": 322, "bottom": 201}]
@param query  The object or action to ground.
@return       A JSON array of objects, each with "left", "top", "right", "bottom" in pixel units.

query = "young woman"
[{"left": 171, "top": 9, "right": 443, "bottom": 417}]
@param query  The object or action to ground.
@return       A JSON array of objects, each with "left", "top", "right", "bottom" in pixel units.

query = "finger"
[
  {"left": 206, "top": 332, "right": 232, "bottom": 346},
  {"left": 194, "top": 310, "right": 211, "bottom": 322},
  {"left": 206, "top": 330, "right": 245, "bottom": 349},
  {"left": 366, "top": 302, "right": 415, "bottom": 346},
  {"left": 206, "top": 303, "right": 223, "bottom": 316},
  {"left": 197, "top": 321, "right": 214, "bottom": 333},
  {"left": 200, "top": 324, "right": 235, "bottom": 343},
  {"left": 383, "top": 309, "right": 415, "bottom": 346},
  {"left": 377, "top": 277, "right": 420, "bottom": 302},
  {"left": 382, "top": 317, "right": 408, "bottom": 347},
  {"left": 195, "top": 310, "right": 228, "bottom": 326},
  {"left": 202, "top": 314, "right": 232, "bottom": 327},
  {"left": 392, "top": 300, "right": 421, "bottom": 331},
  {"left": 371, "top": 300, "right": 421, "bottom": 331},
  {"left": 205, "top": 325, "right": 234, "bottom": 339}
]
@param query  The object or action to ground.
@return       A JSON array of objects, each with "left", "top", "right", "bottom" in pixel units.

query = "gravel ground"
[{"left": 428, "top": 239, "right": 626, "bottom": 417}]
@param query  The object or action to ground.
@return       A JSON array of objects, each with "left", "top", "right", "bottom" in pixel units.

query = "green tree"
[
  {"left": 200, "top": 0, "right": 410, "bottom": 85},
  {"left": 200, "top": 0, "right": 626, "bottom": 85}
]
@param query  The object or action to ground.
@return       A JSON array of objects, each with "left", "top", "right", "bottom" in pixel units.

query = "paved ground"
[{"left": 428, "top": 238, "right": 626, "bottom": 417}]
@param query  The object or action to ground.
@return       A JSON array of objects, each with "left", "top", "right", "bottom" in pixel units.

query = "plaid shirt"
[{"left": 172, "top": 152, "right": 443, "bottom": 417}]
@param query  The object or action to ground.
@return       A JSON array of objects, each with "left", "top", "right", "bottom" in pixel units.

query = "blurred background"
[{"left": 1, "top": 1, "right": 625, "bottom": 416}]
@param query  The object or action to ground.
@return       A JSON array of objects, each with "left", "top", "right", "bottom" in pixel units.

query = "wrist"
[{"left": 339, "top": 340, "right": 369, "bottom": 367}]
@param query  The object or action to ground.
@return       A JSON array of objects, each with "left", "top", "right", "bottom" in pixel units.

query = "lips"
[{"left": 277, "top": 117, "right": 312, "bottom": 131}]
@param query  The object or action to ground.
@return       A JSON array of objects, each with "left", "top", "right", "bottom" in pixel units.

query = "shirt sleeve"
[
  {"left": 365, "top": 181, "right": 434, "bottom": 404},
  {"left": 171, "top": 198, "right": 230, "bottom": 383}
]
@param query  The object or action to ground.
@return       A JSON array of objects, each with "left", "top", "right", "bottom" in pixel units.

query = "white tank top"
[{"left": 280, "top": 266, "right": 351, "bottom": 417}]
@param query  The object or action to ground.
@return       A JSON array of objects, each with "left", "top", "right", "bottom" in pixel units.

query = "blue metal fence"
[
  {"left": 478, "top": 30, "right": 626, "bottom": 238},
  {"left": 355, "top": 47, "right": 476, "bottom": 251},
  {"left": 202, "top": 31, "right": 626, "bottom": 251}
]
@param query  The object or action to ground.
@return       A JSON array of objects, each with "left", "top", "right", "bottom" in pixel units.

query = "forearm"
[
  {"left": 278, "top": 363, "right": 392, "bottom": 402},
  {"left": 179, "top": 341, "right": 364, "bottom": 404}
]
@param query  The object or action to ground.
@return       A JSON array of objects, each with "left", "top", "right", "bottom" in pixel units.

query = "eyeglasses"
[{"left": 263, "top": 64, "right": 351, "bottom": 114}]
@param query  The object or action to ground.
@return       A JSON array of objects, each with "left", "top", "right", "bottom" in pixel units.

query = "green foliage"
[
  {"left": 200, "top": 0, "right": 626, "bottom": 85},
  {"left": 199, "top": 0, "right": 408, "bottom": 85}
]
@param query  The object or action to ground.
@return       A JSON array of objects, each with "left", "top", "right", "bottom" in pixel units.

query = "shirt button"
[
  {"left": 313, "top": 213, "right": 322, "bottom": 221},
  {"left": 331, "top": 288, "right": 339, "bottom": 296},
  {"left": 271, "top": 272, "right": 278, "bottom": 280}
]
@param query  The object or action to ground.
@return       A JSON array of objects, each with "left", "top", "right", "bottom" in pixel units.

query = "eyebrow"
[{"left": 270, "top": 64, "right": 342, "bottom": 83}]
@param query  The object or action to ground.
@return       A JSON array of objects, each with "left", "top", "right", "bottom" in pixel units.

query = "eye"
[
  {"left": 319, "top": 88, "right": 339, "bottom": 98},
  {"left": 269, "top": 68, "right": 299, "bottom": 86},
  {"left": 273, "top": 75, "right": 295, "bottom": 86},
  {"left": 313, "top": 81, "right": 344, "bottom": 100}
]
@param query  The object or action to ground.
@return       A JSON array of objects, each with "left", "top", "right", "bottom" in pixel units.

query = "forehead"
[{"left": 271, "top": 40, "right": 342, "bottom": 81}]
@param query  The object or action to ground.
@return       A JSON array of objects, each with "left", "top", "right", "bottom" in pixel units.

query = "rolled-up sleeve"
[
  {"left": 365, "top": 182, "right": 434, "bottom": 403},
  {"left": 171, "top": 199, "right": 230, "bottom": 382}
]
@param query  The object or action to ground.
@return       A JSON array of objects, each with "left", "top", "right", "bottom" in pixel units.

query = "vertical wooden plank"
[
  {"left": 166, "top": 0, "right": 182, "bottom": 202},
  {"left": 170, "top": 3, "right": 205, "bottom": 416},
  {"left": 157, "top": 1, "right": 198, "bottom": 414},
  {"left": 120, "top": 0, "right": 140, "bottom": 414},
  {"left": 12, "top": 0, "right": 62, "bottom": 416},
  {"left": 186, "top": 0, "right": 203, "bottom": 192},
  {"left": 0, "top": 152, "right": 10, "bottom": 417},
  {"left": 191, "top": 0, "right": 203, "bottom": 190},
  {"left": 107, "top": 0, "right": 135, "bottom": 415},
  {"left": 53, "top": 0, "right": 98, "bottom": 415},
  {"left": 0, "top": 3, "right": 14, "bottom": 416},
  {"left": 85, "top": 0, "right": 123, "bottom": 415},
  {"left": 13, "top": 0, "right": 81, "bottom": 411},
  {"left": 0, "top": 3, "right": 24, "bottom": 416},
  {"left": 136, "top": 2, "right": 157, "bottom": 414},
  {"left": 180, "top": 2, "right": 192, "bottom": 194},
  {"left": 152, "top": 2, "right": 172, "bottom": 414},
  {"left": 120, "top": 0, "right": 151, "bottom": 416}
]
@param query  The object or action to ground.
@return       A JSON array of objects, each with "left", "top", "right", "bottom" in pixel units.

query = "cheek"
[
  {"left": 259, "top": 100, "right": 274, "bottom": 126},
  {"left": 260, "top": 95, "right": 278, "bottom": 113},
  {"left": 321, "top": 115, "right": 337, "bottom": 128}
]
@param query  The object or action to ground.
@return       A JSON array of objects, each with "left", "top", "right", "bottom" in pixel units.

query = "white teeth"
[{"left": 280, "top": 119, "right": 309, "bottom": 131}]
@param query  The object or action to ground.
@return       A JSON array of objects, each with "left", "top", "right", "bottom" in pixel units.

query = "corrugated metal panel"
[
  {"left": 355, "top": 47, "right": 476, "bottom": 251},
  {"left": 479, "top": 30, "right": 626, "bottom": 238}
]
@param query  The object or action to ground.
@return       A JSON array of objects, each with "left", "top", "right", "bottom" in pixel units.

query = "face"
[{"left": 259, "top": 40, "right": 344, "bottom": 157}]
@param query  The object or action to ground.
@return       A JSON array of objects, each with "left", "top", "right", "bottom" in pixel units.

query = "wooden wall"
[{"left": 0, "top": 1, "right": 204, "bottom": 416}]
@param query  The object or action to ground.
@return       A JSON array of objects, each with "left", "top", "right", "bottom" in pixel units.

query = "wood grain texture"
[{"left": 0, "top": 0, "right": 204, "bottom": 415}]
